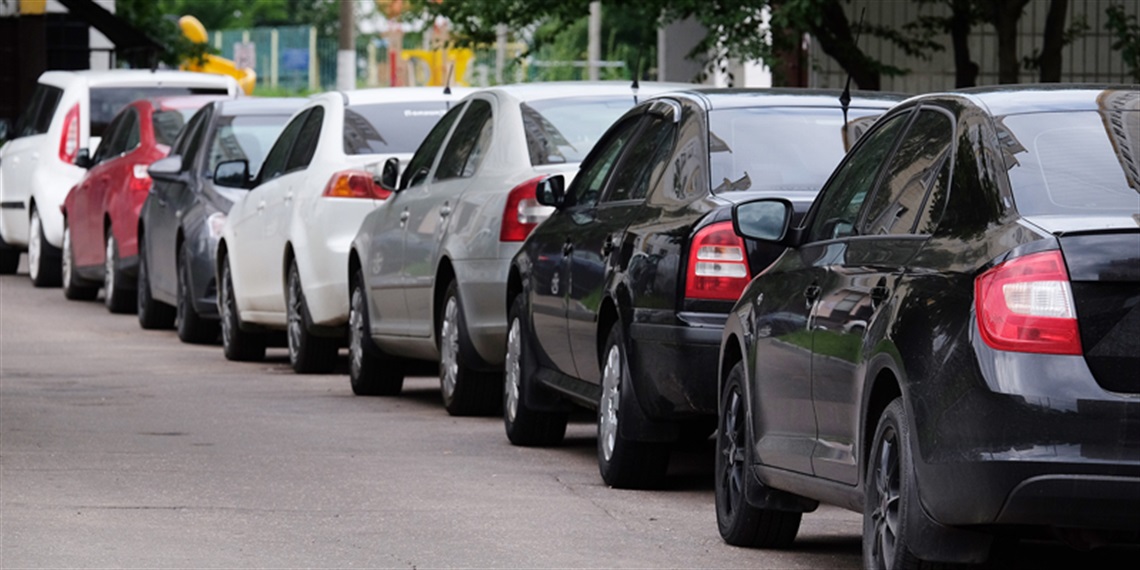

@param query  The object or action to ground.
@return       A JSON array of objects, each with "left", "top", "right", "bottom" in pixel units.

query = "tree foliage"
[{"left": 1105, "top": 3, "right": 1140, "bottom": 81}]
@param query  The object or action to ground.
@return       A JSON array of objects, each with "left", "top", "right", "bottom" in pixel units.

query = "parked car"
[
  {"left": 216, "top": 87, "right": 471, "bottom": 371},
  {"left": 0, "top": 70, "right": 241, "bottom": 285},
  {"left": 717, "top": 85, "right": 1140, "bottom": 566},
  {"left": 59, "top": 95, "right": 229, "bottom": 311},
  {"left": 137, "top": 98, "right": 305, "bottom": 342},
  {"left": 504, "top": 89, "right": 901, "bottom": 488},
  {"left": 346, "top": 82, "right": 683, "bottom": 415}
]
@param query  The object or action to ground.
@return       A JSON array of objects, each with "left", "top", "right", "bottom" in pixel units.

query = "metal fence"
[{"left": 213, "top": 25, "right": 338, "bottom": 92}]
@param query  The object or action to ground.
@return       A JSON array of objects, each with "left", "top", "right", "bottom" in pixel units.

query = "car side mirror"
[
  {"left": 733, "top": 198, "right": 794, "bottom": 243},
  {"left": 214, "top": 159, "right": 251, "bottom": 189},
  {"left": 75, "top": 148, "right": 94, "bottom": 169},
  {"left": 535, "top": 174, "right": 566, "bottom": 208},
  {"left": 0, "top": 119, "right": 10, "bottom": 144},
  {"left": 148, "top": 155, "right": 184, "bottom": 182},
  {"left": 377, "top": 156, "right": 400, "bottom": 192}
]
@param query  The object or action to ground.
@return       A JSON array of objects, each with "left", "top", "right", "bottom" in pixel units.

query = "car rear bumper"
[{"left": 627, "top": 311, "right": 725, "bottom": 418}]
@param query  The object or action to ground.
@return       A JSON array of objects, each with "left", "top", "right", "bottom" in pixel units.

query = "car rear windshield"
[
  {"left": 207, "top": 114, "right": 292, "bottom": 179},
  {"left": 1001, "top": 110, "right": 1140, "bottom": 217},
  {"left": 708, "top": 107, "right": 883, "bottom": 195},
  {"left": 91, "top": 87, "right": 229, "bottom": 138},
  {"left": 522, "top": 96, "right": 637, "bottom": 166},
  {"left": 13, "top": 84, "right": 63, "bottom": 138},
  {"left": 342, "top": 102, "right": 452, "bottom": 155},
  {"left": 152, "top": 109, "right": 198, "bottom": 147}
]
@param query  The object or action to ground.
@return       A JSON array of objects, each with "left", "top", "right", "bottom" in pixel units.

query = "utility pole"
[
  {"left": 587, "top": 1, "right": 601, "bottom": 81},
  {"left": 337, "top": 0, "right": 355, "bottom": 91}
]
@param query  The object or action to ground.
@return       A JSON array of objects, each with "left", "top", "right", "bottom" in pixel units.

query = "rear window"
[
  {"left": 1001, "top": 110, "right": 1140, "bottom": 216},
  {"left": 13, "top": 84, "right": 63, "bottom": 138},
  {"left": 342, "top": 102, "right": 451, "bottom": 155},
  {"left": 152, "top": 109, "right": 197, "bottom": 146},
  {"left": 708, "top": 107, "right": 883, "bottom": 195},
  {"left": 522, "top": 96, "right": 637, "bottom": 165},
  {"left": 206, "top": 114, "right": 292, "bottom": 178},
  {"left": 90, "top": 87, "right": 229, "bottom": 138}
]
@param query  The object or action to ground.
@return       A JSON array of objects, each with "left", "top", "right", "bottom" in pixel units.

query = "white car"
[
  {"left": 216, "top": 87, "right": 472, "bottom": 372},
  {"left": 346, "top": 82, "right": 684, "bottom": 415},
  {"left": 0, "top": 70, "right": 240, "bottom": 285}
]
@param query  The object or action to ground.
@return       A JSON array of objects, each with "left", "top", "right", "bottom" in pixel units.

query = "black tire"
[
  {"left": 136, "top": 234, "right": 175, "bottom": 329},
  {"left": 103, "top": 230, "right": 135, "bottom": 313},
  {"left": 716, "top": 361, "right": 802, "bottom": 548},
  {"left": 61, "top": 221, "right": 98, "bottom": 301},
  {"left": 503, "top": 293, "right": 568, "bottom": 446},
  {"left": 0, "top": 233, "right": 20, "bottom": 274},
  {"left": 28, "top": 206, "right": 61, "bottom": 287},
  {"left": 348, "top": 267, "right": 404, "bottom": 395},
  {"left": 286, "top": 260, "right": 338, "bottom": 373},
  {"left": 437, "top": 279, "right": 501, "bottom": 416},
  {"left": 597, "top": 323, "right": 670, "bottom": 489},
  {"left": 864, "top": 399, "right": 934, "bottom": 570},
  {"left": 176, "top": 240, "right": 219, "bottom": 344},
  {"left": 220, "top": 256, "right": 266, "bottom": 362}
]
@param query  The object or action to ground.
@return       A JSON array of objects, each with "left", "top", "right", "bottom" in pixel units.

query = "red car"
[{"left": 60, "top": 96, "right": 230, "bottom": 312}]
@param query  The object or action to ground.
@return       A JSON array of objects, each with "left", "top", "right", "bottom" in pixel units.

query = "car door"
[
  {"left": 1, "top": 84, "right": 62, "bottom": 245},
  {"left": 750, "top": 110, "right": 912, "bottom": 476},
  {"left": 809, "top": 107, "right": 954, "bottom": 485},
  {"left": 366, "top": 102, "right": 464, "bottom": 337},
  {"left": 72, "top": 112, "right": 127, "bottom": 268},
  {"left": 401, "top": 98, "right": 493, "bottom": 338}
]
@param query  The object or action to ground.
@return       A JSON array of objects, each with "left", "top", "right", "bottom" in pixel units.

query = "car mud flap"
[
  {"left": 746, "top": 467, "right": 819, "bottom": 512},
  {"left": 908, "top": 472, "right": 994, "bottom": 563},
  {"left": 619, "top": 367, "right": 680, "bottom": 443}
]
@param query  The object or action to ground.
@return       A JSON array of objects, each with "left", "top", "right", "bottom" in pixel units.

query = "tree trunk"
[
  {"left": 1039, "top": 0, "right": 1068, "bottom": 82},
  {"left": 811, "top": 0, "right": 880, "bottom": 90},
  {"left": 988, "top": 0, "right": 1030, "bottom": 84},
  {"left": 950, "top": 0, "right": 979, "bottom": 87}
]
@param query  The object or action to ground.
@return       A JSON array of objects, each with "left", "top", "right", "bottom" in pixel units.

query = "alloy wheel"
[
  {"left": 220, "top": 263, "right": 235, "bottom": 348},
  {"left": 176, "top": 255, "right": 189, "bottom": 328},
  {"left": 28, "top": 211, "right": 42, "bottom": 280},
  {"left": 104, "top": 235, "right": 116, "bottom": 295},
  {"left": 62, "top": 225, "right": 73, "bottom": 287},
  {"left": 720, "top": 387, "right": 747, "bottom": 520},
  {"left": 439, "top": 295, "right": 460, "bottom": 400},
  {"left": 287, "top": 268, "right": 304, "bottom": 366},
  {"left": 349, "top": 285, "right": 366, "bottom": 380},
  {"left": 505, "top": 316, "right": 522, "bottom": 423},
  {"left": 599, "top": 344, "right": 622, "bottom": 462},
  {"left": 870, "top": 426, "right": 901, "bottom": 570}
]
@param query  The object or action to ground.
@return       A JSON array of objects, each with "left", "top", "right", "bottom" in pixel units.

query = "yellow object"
[
  {"left": 178, "top": 15, "right": 257, "bottom": 95},
  {"left": 19, "top": 0, "right": 48, "bottom": 15},
  {"left": 401, "top": 48, "right": 474, "bottom": 87}
]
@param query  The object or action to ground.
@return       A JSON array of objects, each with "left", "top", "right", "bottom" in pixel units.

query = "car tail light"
[
  {"left": 500, "top": 176, "right": 545, "bottom": 242},
  {"left": 59, "top": 104, "right": 80, "bottom": 164},
  {"left": 684, "top": 221, "right": 752, "bottom": 301},
  {"left": 322, "top": 170, "right": 392, "bottom": 200},
  {"left": 129, "top": 164, "right": 152, "bottom": 192},
  {"left": 974, "top": 249, "right": 1081, "bottom": 355}
]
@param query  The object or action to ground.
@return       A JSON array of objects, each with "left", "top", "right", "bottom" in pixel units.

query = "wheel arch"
[
  {"left": 861, "top": 366, "right": 904, "bottom": 481},
  {"left": 433, "top": 256, "right": 457, "bottom": 340},
  {"left": 282, "top": 242, "right": 296, "bottom": 298},
  {"left": 347, "top": 248, "right": 361, "bottom": 296}
]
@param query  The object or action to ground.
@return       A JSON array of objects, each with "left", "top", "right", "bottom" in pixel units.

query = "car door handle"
[
  {"left": 399, "top": 209, "right": 409, "bottom": 227},
  {"left": 562, "top": 240, "right": 573, "bottom": 255},
  {"left": 804, "top": 284, "right": 821, "bottom": 303},
  {"left": 284, "top": 191, "right": 294, "bottom": 204},
  {"left": 257, "top": 200, "right": 266, "bottom": 213},
  {"left": 871, "top": 285, "right": 889, "bottom": 307},
  {"left": 601, "top": 237, "right": 615, "bottom": 256}
]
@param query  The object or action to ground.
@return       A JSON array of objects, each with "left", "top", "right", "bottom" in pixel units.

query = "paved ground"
[{"left": 0, "top": 264, "right": 1134, "bottom": 568}]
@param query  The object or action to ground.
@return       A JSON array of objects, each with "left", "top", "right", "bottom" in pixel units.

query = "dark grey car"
[{"left": 137, "top": 98, "right": 304, "bottom": 342}]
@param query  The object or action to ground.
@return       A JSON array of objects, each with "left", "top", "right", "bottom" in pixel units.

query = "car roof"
[
  {"left": 334, "top": 87, "right": 478, "bottom": 106},
  {"left": 670, "top": 88, "right": 905, "bottom": 110},
  {"left": 472, "top": 80, "right": 691, "bottom": 103},
  {"left": 915, "top": 84, "right": 1140, "bottom": 116},
  {"left": 38, "top": 69, "right": 238, "bottom": 89},
  {"left": 216, "top": 97, "right": 308, "bottom": 116}
]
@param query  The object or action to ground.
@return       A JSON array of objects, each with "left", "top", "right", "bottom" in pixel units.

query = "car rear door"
[
  {"left": 1, "top": 84, "right": 63, "bottom": 246},
  {"left": 149, "top": 107, "right": 210, "bottom": 301}
]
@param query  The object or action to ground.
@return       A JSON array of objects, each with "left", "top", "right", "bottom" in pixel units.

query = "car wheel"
[
  {"left": 61, "top": 221, "right": 98, "bottom": 301},
  {"left": 716, "top": 361, "right": 802, "bottom": 547},
  {"left": 865, "top": 398, "right": 930, "bottom": 570},
  {"left": 503, "top": 293, "right": 567, "bottom": 446},
  {"left": 286, "top": 260, "right": 338, "bottom": 373},
  {"left": 103, "top": 230, "right": 135, "bottom": 313},
  {"left": 348, "top": 267, "right": 404, "bottom": 395},
  {"left": 176, "top": 240, "right": 218, "bottom": 344},
  {"left": 438, "top": 279, "right": 501, "bottom": 416},
  {"left": 597, "top": 322, "right": 670, "bottom": 489},
  {"left": 28, "top": 206, "right": 61, "bottom": 287},
  {"left": 220, "top": 256, "right": 266, "bottom": 362},
  {"left": 0, "top": 233, "right": 20, "bottom": 274},
  {"left": 136, "top": 235, "right": 175, "bottom": 329}
]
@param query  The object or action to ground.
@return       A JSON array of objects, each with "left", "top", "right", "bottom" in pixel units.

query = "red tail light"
[
  {"left": 129, "top": 164, "right": 152, "bottom": 192},
  {"left": 59, "top": 104, "right": 80, "bottom": 164},
  {"left": 684, "top": 221, "right": 752, "bottom": 301},
  {"left": 322, "top": 170, "right": 392, "bottom": 200},
  {"left": 974, "top": 249, "right": 1081, "bottom": 355},
  {"left": 500, "top": 175, "right": 545, "bottom": 242}
]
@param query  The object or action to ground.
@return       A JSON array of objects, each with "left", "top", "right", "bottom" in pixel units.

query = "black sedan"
[
  {"left": 137, "top": 98, "right": 304, "bottom": 342},
  {"left": 505, "top": 89, "right": 901, "bottom": 489},
  {"left": 718, "top": 85, "right": 1140, "bottom": 566}
]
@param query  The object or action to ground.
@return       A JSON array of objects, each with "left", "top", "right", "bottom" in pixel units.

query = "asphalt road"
[{"left": 1, "top": 265, "right": 1134, "bottom": 568}]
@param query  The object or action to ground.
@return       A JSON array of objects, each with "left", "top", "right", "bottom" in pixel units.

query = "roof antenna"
[
  {"left": 443, "top": 61, "right": 454, "bottom": 109},
  {"left": 631, "top": 46, "right": 643, "bottom": 105},
  {"left": 839, "top": 7, "right": 867, "bottom": 125}
]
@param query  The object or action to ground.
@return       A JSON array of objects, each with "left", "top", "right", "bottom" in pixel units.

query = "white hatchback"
[
  {"left": 0, "top": 70, "right": 240, "bottom": 285},
  {"left": 216, "top": 87, "right": 471, "bottom": 372}
]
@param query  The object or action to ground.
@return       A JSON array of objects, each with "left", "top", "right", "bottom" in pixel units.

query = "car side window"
[
  {"left": 260, "top": 110, "right": 308, "bottom": 183},
  {"left": 14, "top": 84, "right": 63, "bottom": 138},
  {"left": 93, "top": 113, "right": 128, "bottom": 163},
  {"left": 860, "top": 109, "right": 954, "bottom": 236},
  {"left": 435, "top": 99, "right": 492, "bottom": 182},
  {"left": 180, "top": 107, "right": 215, "bottom": 171},
  {"left": 286, "top": 106, "right": 324, "bottom": 172},
  {"left": 402, "top": 102, "right": 465, "bottom": 189},
  {"left": 570, "top": 116, "right": 642, "bottom": 209},
  {"left": 122, "top": 109, "right": 141, "bottom": 152},
  {"left": 171, "top": 107, "right": 207, "bottom": 160},
  {"left": 603, "top": 115, "right": 675, "bottom": 203},
  {"left": 807, "top": 111, "right": 910, "bottom": 242}
]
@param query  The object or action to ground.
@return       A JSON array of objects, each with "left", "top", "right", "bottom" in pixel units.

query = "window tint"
[
  {"left": 152, "top": 109, "right": 190, "bottom": 147},
  {"left": 171, "top": 107, "right": 208, "bottom": 159},
  {"left": 89, "top": 86, "right": 228, "bottom": 138},
  {"left": 807, "top": 111, "right": 910, "bottom": 242},
  {"left": 522, "top": 96, "right": 637, "bottom": 165},
  {"left": 14, "top": 84, "right": 63, "bottom": 138},
  {"left": 180, "top": 107, "right": 214, "bottom": 169},
  {"left": 342, "top": 102, "right": 450, "bottom": 155},
  {"left": 435, "top": 100, "right": 493, "bottom": 181},
  {"left": 604, "top": 116, "right": 675, "bottom": 202},
  {"left": 93, "top": 112, "right": 129, "bottom": 163},
  {"left": 286, "top": 106, "right": 324, "bottom": 172},
  {"left": 861, "top": 109, "right": 954, "bottom": 235},
  {"left": 206, "top": 114, "right": 292, "bottom": 178},
  {"left": 260, "top": 110, "right": 308, "bottom": 183},
  {"left": 569, "top": 116, "right": 642, "bottom": 209},
  {"left": 401, "top": 103, "right": 464, "bottom": 189},
  {"left": 122, "top": 109, "right": 141, "bottom": 152}
]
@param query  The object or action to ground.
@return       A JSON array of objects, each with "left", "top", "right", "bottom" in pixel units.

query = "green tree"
[{"left": 1105, "top": 3, "right": 1140, "bottom": 81}]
